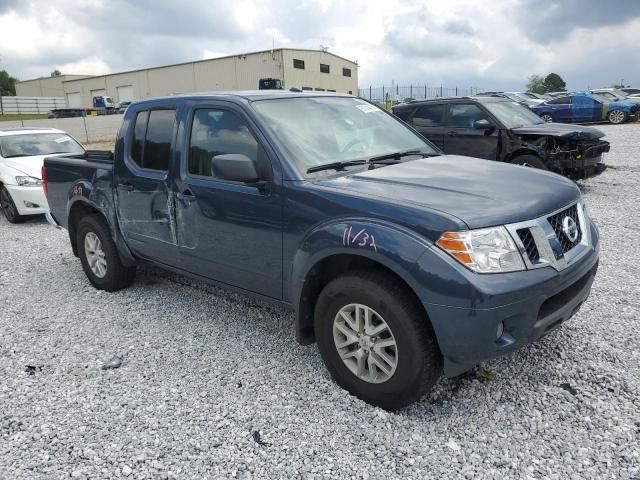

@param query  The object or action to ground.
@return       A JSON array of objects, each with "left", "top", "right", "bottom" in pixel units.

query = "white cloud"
[{"left": 1, "top": 0, "right": 639, "bottom": 90}]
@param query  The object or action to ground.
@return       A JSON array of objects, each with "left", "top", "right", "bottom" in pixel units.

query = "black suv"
[{"left": 392, "top": 97, "right": 609, "bottom": 179}]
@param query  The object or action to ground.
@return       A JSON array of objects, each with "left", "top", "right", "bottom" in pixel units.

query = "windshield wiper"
[
  {"left": 306, "top": 150, "right": 437, "bottom": 174},
  {"left": 306, "top": 159, "right": 368, "bottom": 174}
]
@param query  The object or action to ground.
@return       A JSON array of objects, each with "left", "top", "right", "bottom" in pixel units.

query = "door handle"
[
  {"left": 176, "top": 190, "right": 196, "bottom": 201},
  {"left": 446, "top": 131, "right": 458, "bottom": 136},
  {"left": 118, "top": 183, "right": 134, "bottom": 191}
]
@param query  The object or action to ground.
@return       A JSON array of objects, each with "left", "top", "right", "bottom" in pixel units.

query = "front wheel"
[
  {"left": 608, "top": 110, "right": 627, "bottom": 124},
  {"left": 540, "top": 113, "right": 553, "bottom": 123},
  {"left": 77, "top": 214, "right": 136, "bottom": 291},
  {"left": 314, "top": 270, "right": 442, "bottom": 410},
  {"left": 0, "top": 186, "right": 23, "bottom": 223}
]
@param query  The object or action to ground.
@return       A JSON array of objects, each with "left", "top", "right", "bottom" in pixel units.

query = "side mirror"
[
  {"left": 473, "top": 119, "right": 493, "bottom": 130},
  {"left": 211, "top": 154, "right": 261, "bottom": 184}
]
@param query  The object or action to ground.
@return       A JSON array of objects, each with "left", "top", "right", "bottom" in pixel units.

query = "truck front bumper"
[
  {"left": 417, "top": 220, "right": 600, "bottom": 377},
  {"left": 5, "top": 185, "right": 49, "bottom": 216}
]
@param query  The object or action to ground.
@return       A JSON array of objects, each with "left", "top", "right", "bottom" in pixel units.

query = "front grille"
[
  {"left": 548, "top": 204, "right": 582, "bottom": 253},
  {"left": 517, "top": 228, "right": 540, "bottom": 263}
]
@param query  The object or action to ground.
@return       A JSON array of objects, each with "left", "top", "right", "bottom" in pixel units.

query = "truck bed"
[{"left": 44, "top": 151, "right": 115, "bottom": 229}]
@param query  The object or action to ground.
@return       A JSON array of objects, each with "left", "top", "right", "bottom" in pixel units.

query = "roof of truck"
[{"left": 135, "top": 90, "right": 354, "bottom": 104}]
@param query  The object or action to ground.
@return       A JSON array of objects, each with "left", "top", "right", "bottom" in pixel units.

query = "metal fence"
[
  {"left": 358, "top": 85, "right": 481, "bottom": 104},
  {"left": 0, "top": 96, "right": 65, "bottom": 115}
]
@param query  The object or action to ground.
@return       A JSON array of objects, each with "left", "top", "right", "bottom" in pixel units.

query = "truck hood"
[
  {"left": 318, "top": 155, "right": 580, "bottom": 229},
  {"left": 511, "top": 122, "right": 605, "bottom": 140},
  {"left": 0, "top": 155, "right": 47, "bottom": 180}
]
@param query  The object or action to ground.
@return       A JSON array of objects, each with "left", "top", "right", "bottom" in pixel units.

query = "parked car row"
[{"left": 532, "top": 91, "right": 639, "bottom": 125}]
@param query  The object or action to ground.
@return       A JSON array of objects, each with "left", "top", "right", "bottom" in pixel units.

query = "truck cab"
[{"left": 43, "top": 92, "right": 600, "bottom": 410}]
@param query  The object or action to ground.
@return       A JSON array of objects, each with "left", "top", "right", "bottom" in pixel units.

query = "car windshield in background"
[
  {"left": 484, "top": 101, "right": 546, "bottom": 128},
  {"left": 0, "top": 133, "right": 84, "bottom": 158},
  {"left": 251, "top": 96, "right": 437, "bottom": 174}
]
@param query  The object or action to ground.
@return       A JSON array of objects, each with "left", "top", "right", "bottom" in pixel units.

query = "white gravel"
[{"left": 1, "top": 123, "right": 639, "bottom": 479}]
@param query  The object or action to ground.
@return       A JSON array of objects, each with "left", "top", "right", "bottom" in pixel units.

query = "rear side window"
[
  {"left": 446, "top": 104, "right": 487, "bottom": 128},
  {"left": 412, "top": 104, "right": 445, "bottom": 127},
  {"left": 131, "top": 111, "right": 148, "bottom": 167},
  {"left": 188, "top": 109, "right": 264, "bottom": 179},
  {"left": 144, "top": 110, "right": 175, "bottom": 171}
]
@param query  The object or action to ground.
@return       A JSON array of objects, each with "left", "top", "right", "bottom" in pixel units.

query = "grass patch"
[{"left": 0, "top": 114, "right": 48, "bottom": 122}]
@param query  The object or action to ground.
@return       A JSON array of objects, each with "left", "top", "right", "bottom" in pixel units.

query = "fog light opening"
[{"left": 23, "top": 201, "right": 40, "bottom": 208}]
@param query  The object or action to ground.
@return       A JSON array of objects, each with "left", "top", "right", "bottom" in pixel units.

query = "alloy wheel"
[
  {"left": 541, "top": 114, "right": 553, "bottom": 123},
  {"left": 333, "top": 303, "right": 398, "bottom": 384},
  {"left": 609, "top": 110, "right": 625, "bottom": 124},
  {"left": 84, "top": 232, "right": 108, "bottom": 278}
]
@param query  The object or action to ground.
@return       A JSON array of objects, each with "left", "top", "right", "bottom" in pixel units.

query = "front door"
[
  {"left": 442, "top": 103, "right": 499, "bottom": 159},
  {"left": 115, "top": 108, "right": 177, "bottom": 262},
  {"left": 173, "top": 104, "right": 283, "bottom": 299},
  {"left": 409, "top": 103, "right": 446, "bottom": 150}
]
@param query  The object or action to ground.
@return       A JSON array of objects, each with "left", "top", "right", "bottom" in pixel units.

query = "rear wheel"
[
  {"left": 77, "top": 214, "right": 136, "bottom": 291},
  {"left": 608, "top": 110, "right": 626, "bottom": 124},
  {"left": 0, "top": 186, "right": 23, "bottom": 223},
  {"left": 541, "top": 113, "right": 553, "bottom": 123},
  {"left": 314, "top": 270, "right": 442, "bottom": 410},
  {"left": 512, "top": 154, "right": 548, "bottom": 170}
]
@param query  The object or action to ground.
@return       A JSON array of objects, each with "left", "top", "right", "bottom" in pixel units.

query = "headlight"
[
  {"left": 436, "top": 227, "right": 525, "bottom": 273},
  {"left": 15, "top": 176, "right": 42, "bottom": 186}
]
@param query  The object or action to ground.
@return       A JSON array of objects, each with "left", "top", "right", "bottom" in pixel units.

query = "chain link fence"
[{"left": 358, "top": 85, "right": 481, "bottom": 108}]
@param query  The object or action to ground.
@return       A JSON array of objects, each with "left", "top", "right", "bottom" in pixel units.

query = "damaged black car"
[{"left": 392, "top": 96, "right": 609, "bottom": 179}]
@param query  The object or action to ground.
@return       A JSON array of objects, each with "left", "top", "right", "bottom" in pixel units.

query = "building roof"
[
  {"left": 60, "top": 48, "right": 358, "bottom": 85},
  {"left": 15, "top": 74, "right": 93, "bottom": 85}
]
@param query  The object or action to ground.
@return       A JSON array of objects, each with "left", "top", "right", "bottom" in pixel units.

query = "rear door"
[
  {"left": 572, "top": 95, "right": 598, "bottom": 122},
  {"left": 114, "top": 107, "right": 178, "bottom": 263},
  {"left": 442, "top": 103, "right": 499, "bottom": 159},
  {"left": 408, "top": 103, "right": 446, "bottom": 150},
  {"left": 173, "top": 102, "right": 283, "bottom": 299}
]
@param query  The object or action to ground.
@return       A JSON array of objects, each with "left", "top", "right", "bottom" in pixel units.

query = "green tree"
[
  {"left": 50, "top": 69, "right": 61, "bottom": 77},
  {"left": 0, "top": 70, "right": 18, "bottom": 96},
  {"left": 526, "top": 74, "right": 546, "bottom": 94},
  {"left": 542, "top": 73, "right": 566, "bottom": 92}
]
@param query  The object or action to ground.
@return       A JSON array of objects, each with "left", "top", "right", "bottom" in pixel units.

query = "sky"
[{"left": 1, "top": 0, "right": 639, "bottom": 92}]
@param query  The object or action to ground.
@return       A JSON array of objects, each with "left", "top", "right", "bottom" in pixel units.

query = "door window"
[
  {"left": 188, "top": 109, "right": 264, "bottom": 179},
  {"left": 547, "top": 96, "right": 572, "bottom": 105},
  {"left": 412, "top": 104, "right": 445, "bottom": 127},
  {"left": 446, "top": 104, "right": 487, "bottom": 128},
  {"left": 130, "top": 109, "right": 175, "bottom": 172}
]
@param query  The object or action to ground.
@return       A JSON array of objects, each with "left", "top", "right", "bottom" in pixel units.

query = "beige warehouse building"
[
  {"left": 17, "top": 49, "right": 358, "bottom": 108},
  {"left": 15, "top": 74, "right": 91, "bottom": 97}
]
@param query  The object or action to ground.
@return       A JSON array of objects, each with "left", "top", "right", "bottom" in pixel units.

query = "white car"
[{"left": 0, "top": 128, "right": 85, "bottom": 223}]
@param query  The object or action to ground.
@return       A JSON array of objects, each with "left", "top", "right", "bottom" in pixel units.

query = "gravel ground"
[{"left": 1, "top": 123, "right": 639, "bottom": 479}]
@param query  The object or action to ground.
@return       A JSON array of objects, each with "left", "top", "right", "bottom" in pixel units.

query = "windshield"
[
  {"left": 0, "top": 133, "right": 84, "bottom": 158},
  {"left": 251, "top": 96, "right": 437, "bottom": 175},
  {"left": 483, "top": 101, "right": 545, "bottom": 128}
]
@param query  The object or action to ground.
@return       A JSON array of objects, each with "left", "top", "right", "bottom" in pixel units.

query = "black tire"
[
  {"left": 77, "top": 214, "right": 136, "bottom": 291},
  {"left": 0, "top": 186, "right": 23, "bottom": 223},
  {"left": 540, "top": 113, "right": 553, "bottom": 123},
  {"left": 512, "top": 154, "right": 548, "bottom": 170},
  {"left": 608, "top": 109, "right": 627, "bottom": 124},
  {"left": 314, "top": 269, "right": 442, "bottom": 411}
]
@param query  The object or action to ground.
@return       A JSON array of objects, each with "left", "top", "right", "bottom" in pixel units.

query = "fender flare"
[
  {"left": 288, "top": 217, "right": 434, "bottom": 344},
  {"left": 66, "top": 183, "right": 136, "bottom": 266}
]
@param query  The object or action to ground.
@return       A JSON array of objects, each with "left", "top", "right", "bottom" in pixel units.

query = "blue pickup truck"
[{"left": 43, "top": 92, "right": 600, "bottom": 410}]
